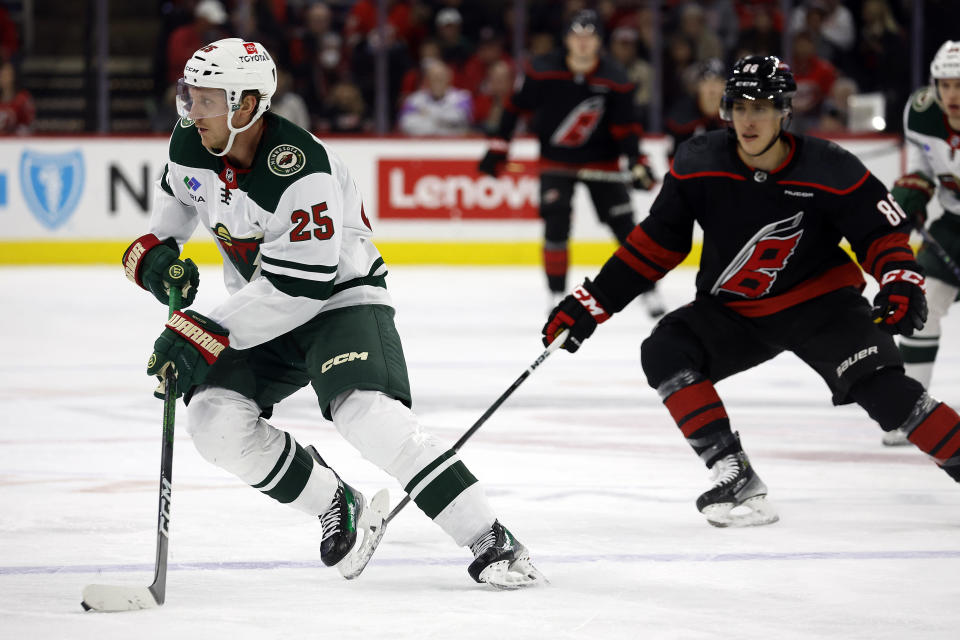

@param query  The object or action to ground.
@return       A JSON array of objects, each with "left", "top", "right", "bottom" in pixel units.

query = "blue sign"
[
  {"left": 0, "top": 172, "right": 6, "bottom": 207},
  {"left": 19, "top": 149, "right": 85, "bottom": 230}
]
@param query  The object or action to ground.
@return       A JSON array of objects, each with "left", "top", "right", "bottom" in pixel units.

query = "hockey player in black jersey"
[
  {"left": 542, "top": 56, "right": 960, "bottom": 527},
  {"left": 477, "top": 10, "right": 665, "bottom": 317}
]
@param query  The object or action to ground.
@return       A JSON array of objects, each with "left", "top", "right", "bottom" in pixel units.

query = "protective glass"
[{"left": 176, "top": 80, "right": 229, "bottom": 121}]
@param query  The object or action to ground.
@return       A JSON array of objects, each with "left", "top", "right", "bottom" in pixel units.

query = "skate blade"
[
  {"left": 478, "top": 555, "right": 549, "bottom": 590},
  {"left": 702, "top": 496, "right": 779, "bottom": 528},
  {"left": 882, "top": 430, "right": 911, "bottom": 446},
  {"left": 338, "top": 489, "right": 389, "bottom": 580}
]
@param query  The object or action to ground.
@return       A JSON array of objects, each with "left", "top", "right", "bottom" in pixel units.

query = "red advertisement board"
[{"left": 377, "top": 158, "right": 539, "bottom": 220}]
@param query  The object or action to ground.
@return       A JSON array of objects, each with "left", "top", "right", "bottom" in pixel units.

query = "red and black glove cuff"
[
  {"left": 122, "top": 233, "right": 164, "bottom": 289},
  {"left": 165, "top": 310, "right": 230, "bottom": 365}
]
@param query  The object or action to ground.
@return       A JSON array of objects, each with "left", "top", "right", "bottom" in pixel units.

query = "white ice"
[{"left": 1, "top": 264, "right": 959, "bottom": 640}]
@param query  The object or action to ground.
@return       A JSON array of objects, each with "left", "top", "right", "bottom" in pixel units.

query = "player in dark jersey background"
[
  {"left": 541, "top": 55, "right": 960, "bottom": 528},
  {"left": 477, "top": 10, "right": 664, "bottom": 316}
]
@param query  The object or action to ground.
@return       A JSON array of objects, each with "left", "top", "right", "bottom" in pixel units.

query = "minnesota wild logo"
[
  {"left": 267, "top": 144, "right": 305, "bottom": 177},
  {"left": 212, "top": 223, "right": 263, "bottom": 281}
]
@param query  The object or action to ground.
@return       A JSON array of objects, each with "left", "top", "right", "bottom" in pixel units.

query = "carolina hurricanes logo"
[
  {"left": 712, "top": 212, "right": 805, "bottom": 298},
  {"left": 551, "top": 96, "right": 605, "bottom": 147},
  {"left": 213, "top": 223, "right": 263, "bottom": 281}
]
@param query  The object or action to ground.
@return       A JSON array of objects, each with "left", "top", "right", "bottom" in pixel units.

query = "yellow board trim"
[{"left": 0, "top": 239, "right": 705, "bottom": 267}]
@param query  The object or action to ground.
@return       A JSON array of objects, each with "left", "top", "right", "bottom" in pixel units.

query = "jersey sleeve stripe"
[
  {"left": 261, "top": 254, "right": 338, "bottom": 274},
  {"left": 263, "top": 271, "right": 335, "bottom": 300},
  {"left": 622, "top": 226, "right": 689, "bottom": 272},
  {"left": 777, "top": 170, "right": 870, "bottom": 195},
  {"left": 862, "top": 232, "right": 914, "bottom": 279}
]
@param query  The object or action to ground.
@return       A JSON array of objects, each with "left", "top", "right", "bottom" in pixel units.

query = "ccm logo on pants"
[{"left": 322, "top": 351, "right": 369, "bottom": 373}]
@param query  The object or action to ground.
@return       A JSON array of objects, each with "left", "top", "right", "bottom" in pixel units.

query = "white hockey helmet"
[
  {"left": 931, "top": 40, "right": 960, "bottom": 80},
  {"left": 177, "top": 38, "right": 278, "bottom": 156}
]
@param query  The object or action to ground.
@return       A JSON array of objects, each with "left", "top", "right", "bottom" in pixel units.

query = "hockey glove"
[
  {"left": 891, "top": 172, "right": 935, "bottom": 227},
  {"left": 123, "top": 233, "right": 200, "bottom": 307},
  {"left": 629, "top": 155, "right": 657, "bottom": 191},
  {"left": 147, "top": 310, "right": 229, "bottom": 398},
  {"left": 478, "top": 140, "right": 509, "bottom": 177},
  {"left": 871, "top": 269, "right": 927, "bottom": 336},
  {"left": 542, "top": 279, "right": 612, "bottom": 353}
]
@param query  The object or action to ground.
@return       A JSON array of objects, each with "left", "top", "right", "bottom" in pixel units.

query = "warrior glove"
[
  {"left": 542, "top": 279, "right": 613, "bottom": 353},
  {"left": 891, "top": 172, "right": 935, "bottom": 227},
  {"left": 123, "top": 233, "right": 200, "bottom": 307},
  {"left": 871, "top": 269, "right": 927, "bottom": 336},
  {"left": 147, "top": 310, "right": 229, "bottom": 398}
]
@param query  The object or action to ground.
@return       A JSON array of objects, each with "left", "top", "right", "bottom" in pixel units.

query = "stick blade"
[{"left": 81, "top": 584, "right": 159, "bottom": 612}]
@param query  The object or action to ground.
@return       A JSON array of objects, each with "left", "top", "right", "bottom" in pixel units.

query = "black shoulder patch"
[
  {"left": 169, "top": 119, "right": 220, "bottom": 171},
  {"left": 906, "top": 88, "right": 948, "bottom": 139},
  {"left": 671, "top": 130, "right": 734, "bottom": 176},
  {"left": 784, "top": 136, "right": 869, "bottom": 193}
]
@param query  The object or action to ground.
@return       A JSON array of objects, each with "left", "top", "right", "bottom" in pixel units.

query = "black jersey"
[
  {"left": 493, "top": 51, "right": 643, "bottom": 166},
  {"left": 595, "top": 130, "right": 918, "bottom": 316}
]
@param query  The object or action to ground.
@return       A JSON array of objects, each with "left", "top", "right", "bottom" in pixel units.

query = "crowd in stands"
[{"left": 0, "top": 0, "right": 953, "bottom": 137}]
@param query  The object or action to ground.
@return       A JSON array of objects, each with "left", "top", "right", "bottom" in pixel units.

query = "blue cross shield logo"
[{"left": 19, "top": 149, "right": 85, "bottom": 229}]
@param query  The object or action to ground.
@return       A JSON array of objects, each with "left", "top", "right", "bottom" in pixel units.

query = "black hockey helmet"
[
  {"left": 566, "top": 9, "right": 602, "bottom": 38},
  {"left": 719, "top": 55, "right": 796, "bottom": 121}
]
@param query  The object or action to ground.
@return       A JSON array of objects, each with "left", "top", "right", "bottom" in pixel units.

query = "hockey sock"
[
  {"left": 543, "top": 244, "right": 569, "bottom": 293},
  {"left": 657, "top": 369, "right": 739, "bottom": 468},
  {"left": 899, "top": 394, "right": 960, "bottom": 482}
]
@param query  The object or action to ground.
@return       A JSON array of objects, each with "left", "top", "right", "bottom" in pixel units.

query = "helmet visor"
[{"left": 176, "top": 80, "right": 230, "bottom": 121}]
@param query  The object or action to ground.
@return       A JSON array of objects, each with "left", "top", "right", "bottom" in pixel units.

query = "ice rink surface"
[{"left": 2, "top": 264, "right": 959, "bottom": 640}]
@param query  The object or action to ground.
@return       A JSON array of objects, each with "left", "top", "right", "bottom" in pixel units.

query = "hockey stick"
[
  {"left": 504, "top": 162, "right": 631, "bottom": 184},
  {"left": 389, "top": 330, "right": 568, "bottom": 523},
  {"left": 915, "top": 224, "right": 960, "bottom": 282},
  {"left": 82, "top": 288, "right": 182, "bottom": 612},
  {"left": 338, "top": 331, "right": 569, "bottom": 580}
]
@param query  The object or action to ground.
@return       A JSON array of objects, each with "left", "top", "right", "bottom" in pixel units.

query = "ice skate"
[
  {"left": 308, "top": 446, "right": 389, "bottom": 576},
  {"left": 881, "top": 427, "right": 911, "bottom": 446},
  {"left": 696, "top": 450, "right": 779, "bottom": 527},
  {"left": 639, "top": 288, "right": 666, "bottom": 319},
  {"left": 468, "top": 521, "right": 547, "bottom": 589}
]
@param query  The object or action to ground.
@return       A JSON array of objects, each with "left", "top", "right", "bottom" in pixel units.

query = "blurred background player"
[
  {"left": 123, "top": 38, "right": 544, "bottom": 588},
  {"left": 477, "top": 10, "right": 664, "bottom": 317},
  {"left": 887, "top": 40, "right": 960, "bottom": 446},
  {"left": 664, "top": 57, "right": 726, "bottom": 160},
  {"left": 542, "top": 56, "right": 960, "bottom": 527}
]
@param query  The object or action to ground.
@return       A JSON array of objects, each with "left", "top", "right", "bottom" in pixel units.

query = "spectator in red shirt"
[
  {"left": 461, "top": 28, "right": 513, "bottom": 94},
  {"left": 789, "top": 29, "right": 838, "bottom": 133},
  {"left": 0, "top": 58, "right": 35, "bottom": 135},
  {"left": 0, "top": 6, "right": 18, "bottom": 61},
  {"left": 166, "top": 0, "right": 230, "bottom": 84}
]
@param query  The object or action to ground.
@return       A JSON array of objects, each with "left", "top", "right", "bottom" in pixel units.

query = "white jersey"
[
  {"left": 150, "top": 113, "right": 391, "bottom": 349},
  {"left": 903, "top": 87, "right": 960, "bottom": 217}
]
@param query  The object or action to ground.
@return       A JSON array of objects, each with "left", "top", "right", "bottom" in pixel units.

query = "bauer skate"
[
  {"left": 308, "top": 446, "right": 389, "bottom": 577},
  {"left": 696, "top": 450, "right": 778, "bottom": 527},
  {"left": 468, "top": 521, "right": 547, "bottom": 589}
]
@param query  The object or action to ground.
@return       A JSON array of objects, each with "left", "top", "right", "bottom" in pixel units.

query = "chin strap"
[{"left": 210, "top": 111, "right": 265, "bottom": 157}]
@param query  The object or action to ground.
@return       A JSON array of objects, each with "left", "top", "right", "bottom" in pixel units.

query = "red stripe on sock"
[
  {"left": 908, "top": 404, "right": 960, "bottom": 457},
  {"left": 679, "top": 406, "right": 729, "bottom": 437},
  {"left": 664, "top": 380, "right": 724, "bottom": 427},
  {"left": 543, "top": 248, "right": 568, "bottom": 276}
]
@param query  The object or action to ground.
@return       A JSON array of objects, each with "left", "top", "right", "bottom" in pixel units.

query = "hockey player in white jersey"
[
  {"left": 122, "top": 38, "right": 544, "bottom": 588},
  {"left": 886, "top": 40, "right": 960, "bottom": 446}
]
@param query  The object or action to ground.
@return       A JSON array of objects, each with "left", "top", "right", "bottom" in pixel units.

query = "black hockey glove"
[
  {"left": 891, "top": 172, "right": 935, "bottom": 227},
  {"left": 478, "top": 140, "right": 509, "bottom": 177},
  {"left": 542, "top": 279, "right": 612, "bottom": 353},
  {"left": 147, "top": 310, "right": 229, "bottom": 398},
  {"left": 629, "top": 155, "right": 657, "bottom": 191},
  {"left": 123, "top": 233, "right": 200, "bottom": 307},
  {"left": 871, "top": 269, "right": 927, "bottom": 336}
]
